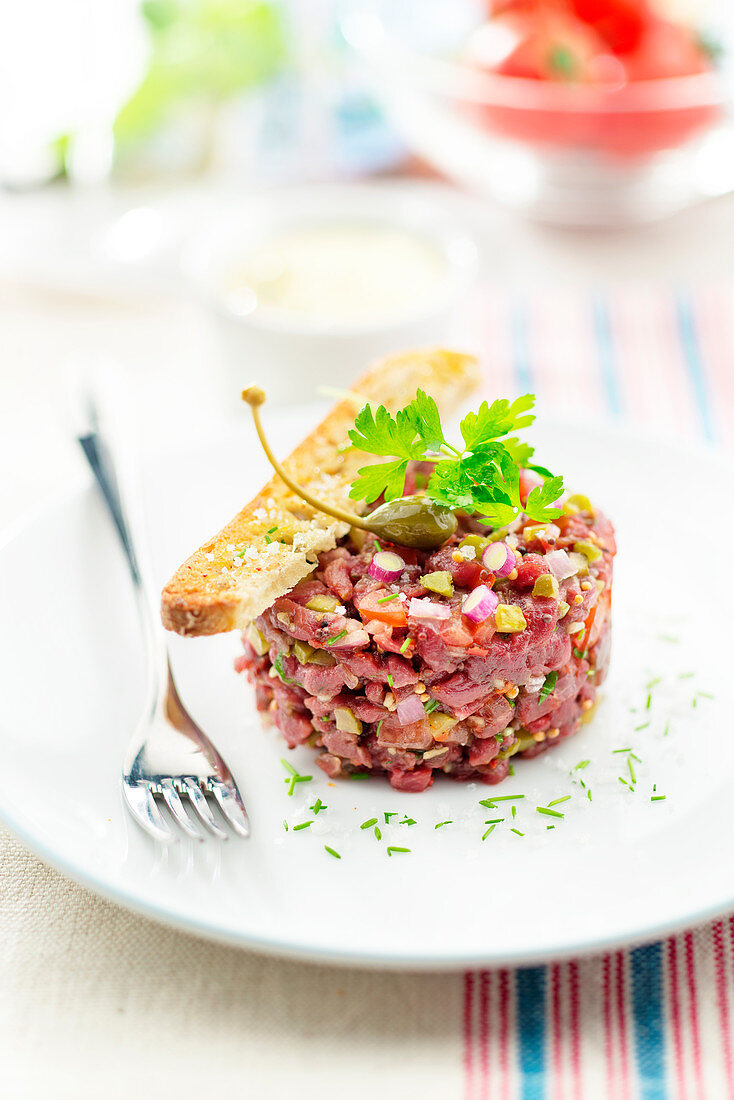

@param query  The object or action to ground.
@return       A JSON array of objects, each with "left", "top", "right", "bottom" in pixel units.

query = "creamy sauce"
[{"left": 223, "top": 222, "right": 448, "bottom": 328}]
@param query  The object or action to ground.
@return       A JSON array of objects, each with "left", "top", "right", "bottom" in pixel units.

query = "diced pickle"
[
  {"left": 558, "top": 601, "right": 570, "bottom": 619},
  {"left": 459, "top": 534, "right": 488, "bottom": 555},
  {"left": 494, "top": 604, "right": 527, "bottom": 633},
  {"left": 306, "top": 594, "right": 341, "bottom": 613},
  {"left": 573, "top": 540, "right": 602, "bottom": 563},
  {"left": 498, "top": 731, "right": 536, "bottom": 760},
  {"left": 293, "top": 640, "right": 336, "bottom": 667},
  {"left": 420, "top": 570, "right": 454, "bottom": 598},
  {"left": 246, "top": 623, "right": 270, "bottom": 656},
  {"left": 428, "top": 712, "right": 458, "bottom": 741},
  {"left": 532, "top": 573, "right": 560, "bottom": 599},
  {"left": 523, "top": 524, "right": 551, "bottom": 543},
  {"left": 564, "top": 493, "right": 594, "bottom": 515},
  {"left": 334, "top": 707, "right": 363, "bottom": 736}
]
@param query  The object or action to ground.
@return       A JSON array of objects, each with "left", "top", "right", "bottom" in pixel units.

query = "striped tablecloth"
[{"left": 461, "top": 285, "right": 732, "bottom": 1100}]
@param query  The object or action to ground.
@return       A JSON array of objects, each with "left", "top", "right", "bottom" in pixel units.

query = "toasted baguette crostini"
[{"left": 161, "top": 348, "right": 479, "bottom": 637}]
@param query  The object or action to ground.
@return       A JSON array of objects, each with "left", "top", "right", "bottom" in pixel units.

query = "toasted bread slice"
[{"left": 161, "top": 348, "right": 479, "bottom": 637}]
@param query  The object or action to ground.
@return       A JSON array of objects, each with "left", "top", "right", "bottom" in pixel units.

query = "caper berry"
[{"left": 365, "top": 497, "right": 457, "bottom": 550}]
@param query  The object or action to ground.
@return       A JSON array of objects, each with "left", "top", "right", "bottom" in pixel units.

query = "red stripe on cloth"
[
  {"left": 478, "top": 971, "right": 490, "bottom": 1100},
  {"left": 603, "top": 954, "right": 615, "bottom": 1098},
  {"left": 668, "top": 937, "right": 687, "bottom": 1100},
  {"left": 568, "top": 961, "right": 582, "bottom": 1100},
  {"left": 464, "top": 971, "right": 476, "bottom": 1100},
  {"left": 615, "top": 952, "right": 631, "bottom": 1100},
  {"left": 498, "top": 968, "right": 511, "bottom": 1100},
  {"left": 683, "top": 932, "right": 705, "bottom": 1100},
  {"left": 712, "top": 920, "right": 734, "bottom": 1098},
  {"left": 550, "top": 964, "right": 564, "bottom": 1100}
]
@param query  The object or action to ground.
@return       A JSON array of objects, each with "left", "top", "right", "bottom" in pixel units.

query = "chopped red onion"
[
  {"left": 462, "top": 585, "right": 499, "bottom": 624},
  {"left": 396, "top": 693, "right": 426, "bottom": 726},
  {"left": 545, "top": 549, "right": 576, "bottom": 580},
  {"left": 368, "top": 550, "right": 405, "bottom": 583},
  {"left": 408, "top": 598, "right": 451, "bottom": 621},
  {"left": 482, "top": 541, "right": 515, "bottom": 576}
]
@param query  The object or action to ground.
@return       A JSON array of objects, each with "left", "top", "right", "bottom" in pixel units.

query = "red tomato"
[
  {"left": 624, "top": 19, "right": 709, "bottom": 80},
  {"left": 569, "top": 0, "right": 651, "bottom": 55},
  {"left": 355, "top": 592, "right": 408, "bottom": 628}
]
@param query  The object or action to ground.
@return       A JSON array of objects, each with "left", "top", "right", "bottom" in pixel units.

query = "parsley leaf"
[{"left": 347, "top": 389, "right": 563, "bottom": 524}]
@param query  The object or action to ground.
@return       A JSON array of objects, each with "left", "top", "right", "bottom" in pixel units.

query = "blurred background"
[{"left": 2, "top": 0, "right": 734, "bottom": 515}]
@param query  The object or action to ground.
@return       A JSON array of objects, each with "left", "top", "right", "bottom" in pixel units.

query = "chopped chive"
[
  {"left": 267, "top": 525, "right": 278, "bottom": 535},
  {"left": 377, "top": 592, "right": 400, "bottom": 604},
  {"left": 537, "top": 807, "right": 564, "bottom": 819},
  {"left": 587, "top": 789, "right": 593, "bottom": 801},
  {"left": 651, "top": 795, "right": 666, "bottom": 802},
  {"left": 664, "top": 721, "right": 671, "bottom": 736},
  {"left": 310, "top": 798, "right": 327, "bottom": 815},
  {"left": 324, "top": 845, "right": 341, "bottom": 859},
  {"left": 692, "top": 698, "right": 698, "bottom": 709},
  {"left": 280, "top": 758, "right": 298, "bottom": 776},
  {"left": 423, "top": 699, "right": 441, "bottom": 714},
  {"left": 539, "top": 670, "right": 558, "bottom": 703},
  {"left": 326, "top": 629, "right": 348, "bottom": 646},
  {"left": 646, "top": 677, "right": 662, "bottom": 689},
  {"left": 479, "top": 795, "right": 525, "bottom": 807},
  {"left": 628, "top": 758, "right": 637, "bottom": 785},
  {"left": 678, "top": 672, "right": 695, "bottom": 679},
  {"left": 400, "top": 636, "right": 412, "bottom": 654},
  {"left": 618, "top": 776, "right": 632, "bottom": 790},
  {"left": 293, "top": 821, "right": 312, "bottom": 831},
  {"left": 574, "top": 760, "right": 590, "bottom": 771},
  {"left": 510, "top": 828, "right": 525, "bottom": 836},
  {"left": 387, "top": 846, "right": 410, "bottom": 856},
  {"left": 645, "top": 693, "right": 652, "bottom": 710},
  {"left": 360, "top": 817, "right": 378, "bottom": 830},
  {"left": 635, "top": 722, "right": 650, "bottom": 731},
  {"left": 548, "top": 795, "right": 571, "bottom": 807},
  {"left": 511, "top": 805, "right": 517, "bottom": 819},
  {"left": 350, "top": 772, "right": 369, "bottom": 780},
  {"left": 400, "top": 816, "right": 417, "bottom": 826},
  {"left": 387, "top": 674, "right": 394, "bottom": 689},
  {"left": 286, "top": 774, "right": 312, "bottom": 796},
  {"left": 509, "top": 763, "right": 515, "bottom": 776},
  {"left": 435, "top": 820, "right": 453, "bottom": 829},
  {"left": 573, "top": 647, "right": 589, "bottom": 659},
  {"left": 374, "top": 826, "right": 382, "bottom": 840},
  {"left": 375, "top": 720, "right": 384, "bottom": 737},
  {"left": 697, "top": 691, "right": 714, "bottom": 700},
  {"left": 384, "top": 812, "right": 397, "bottom": 823},
  {"left": 283, "top": 820, "right": 288, "bottom": 832},
  {"left": 612, "top": 748, "right": 632, "bottom": 755},
  {"left": 373, "top": 540, "right": 382, "bottom": 551},
  {"left": 546, "top": 825, "right": 556, "bottom": 830},
  {"left": 482, "top": 824, "right": 498, "bottom": 841},
  {"left": 483, "top": 819, "right": 504, "bottom": 825}
]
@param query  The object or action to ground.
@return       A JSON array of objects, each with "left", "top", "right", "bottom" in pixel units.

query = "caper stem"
[{"left": 242, "top": 387, "right": 371, "bottom": 531}]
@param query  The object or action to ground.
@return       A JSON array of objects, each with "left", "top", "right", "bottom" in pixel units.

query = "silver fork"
[{"left": 77, "top": 391, "right": 249, "bottom": 843}]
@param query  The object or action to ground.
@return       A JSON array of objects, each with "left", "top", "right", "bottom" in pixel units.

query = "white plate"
[{"left": 0, "top": 415, "right": 729, "bottom": 969}]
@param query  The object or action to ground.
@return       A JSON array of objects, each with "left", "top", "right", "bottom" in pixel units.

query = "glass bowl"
[{"left": 343, "top": 0, "right": 733, "bottom": 226}]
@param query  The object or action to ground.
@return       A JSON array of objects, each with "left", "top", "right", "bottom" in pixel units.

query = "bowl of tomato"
[{"left": 344, "top": 0, "right": 731, "bottom": 225}]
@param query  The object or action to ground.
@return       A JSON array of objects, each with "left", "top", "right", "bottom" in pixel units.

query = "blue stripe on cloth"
[
  {"left": 592, "top": 295, "right": 623, "bottom": 417},
  {"left": 629, "top": 944, "right": 668, "bottom": 1100},
  {"left": 511, "top": 299, "right": 534, "bottom": 394},
  {"left": 676, "top": 291, "right": 714, "bottom": 442},
  {"left": 516, "top": 968, "right": 547, "bottom": 1100}
]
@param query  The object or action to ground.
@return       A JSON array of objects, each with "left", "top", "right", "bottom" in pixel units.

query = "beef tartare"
[{"left": 237, "top": 477, "right": 615, "bottom": 792}]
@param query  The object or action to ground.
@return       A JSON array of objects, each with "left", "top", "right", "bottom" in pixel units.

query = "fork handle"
[{"left": 78, "top": 423, "right": 168, "bottom": 708}]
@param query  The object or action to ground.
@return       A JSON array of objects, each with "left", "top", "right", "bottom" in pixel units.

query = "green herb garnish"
[
  {"left": 326, "top": 629, "right": 348, "bottom": 646},
  {"left": 377, "top": 592, "right": 400, "bottom": 604},
  {"left": 384, "top": 812, "right": 396, "bottom": 823},
  {"left": 482, "top": 824, "right": 498, "bottom": 841},
  {"left": 539, "top": 671, "right": 558, "bottom": 703},
  {"left": 574, "top": 760, "right": 590, "bottom": 771},
  {"left": 400, "top": 816, "right": 417, "bottom": 826},
  {"left": 361, "top": 818, "right": 378, "bottom": 830},
  {"left": 293, "top": 821, "right": 312, "bottom": 831},
  {"left": 386, "top": 674, "right": 394, "bottom": 690},
  {"left": 347, "top": 391, "right": 562, "bottom": 527},
  {"left": 435, "top": 820, "right": 452, "bottom": 829},
  {"left": 537, "top": 806, "right": 564, "bottom": 819},
  {"left": 479, "top": 795, "right": 525, "bottom": 807},
  {"left": 387, "top": 847, "right": 410, "bottom": 856},
  {"left": 273, "top": 654, "right": 303, "bottom": 687},
  {"left": 400, "top": 636, "right": 412, "bottom": 654},
  {"left": 324, "top": 846, "right": 341, "bottom": 859},
  {"left": 423, "top": 699, "right": 441, "bottom": 715},
  {"left": 547, "top": 795, "right": 571, "bottom": 807},
  {"left": 310, "top": 798, "right": 327, "bottom": 815},
  {"left": 651, "top": 795, "right": 666, "bottom": 802},
  {"left": 510, "top": 828, "right": 525, "bottom": 837}
]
